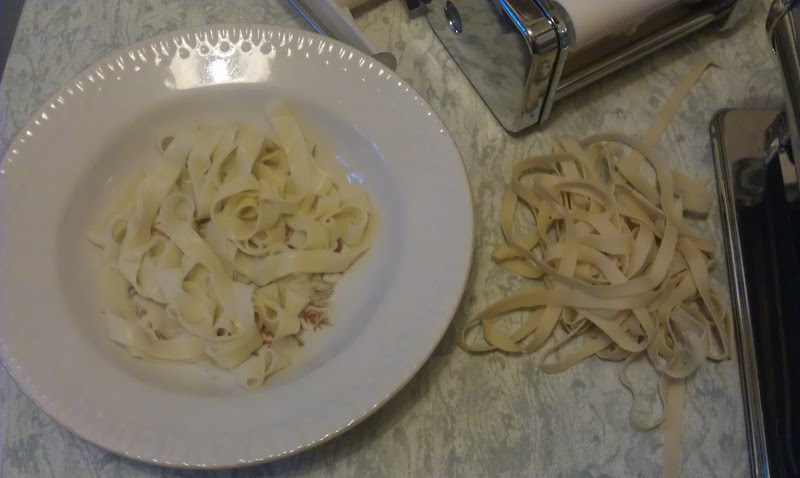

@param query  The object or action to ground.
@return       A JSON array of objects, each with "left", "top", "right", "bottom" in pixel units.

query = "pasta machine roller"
[
  {"left": 420, "top": 0, "right": 750, "bottom": 131},
  {"left": 293, "top": 1, "right": 750, "bottom": 131},
  {"left": 711, "top": 1, "right": 800, "bottom": 476}
]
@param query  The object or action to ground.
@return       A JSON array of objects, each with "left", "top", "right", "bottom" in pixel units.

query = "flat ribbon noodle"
[
  {"left": 459, "top": 59, "right": 730, "bottom": 477},
  {"left": 90, "top": 104, "right": 375, "bottom": 389}
]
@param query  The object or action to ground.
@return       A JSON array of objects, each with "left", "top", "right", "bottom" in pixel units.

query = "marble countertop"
[{"left": 0, "top": 0, "right": 783, "bottom": 476}]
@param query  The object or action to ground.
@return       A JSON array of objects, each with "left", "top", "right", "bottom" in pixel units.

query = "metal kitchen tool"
[
  {"left": 711, "top": 1, "right": 800, "bottom": 477},
  {"left": 421, "top": 0, "right": 749, "bottom": 132},
  {"left": 288, "top": 0, "right": 398, "bottom": 69},
  {"left": 290, "top": 0, "right": 748, "bottom": 131}
]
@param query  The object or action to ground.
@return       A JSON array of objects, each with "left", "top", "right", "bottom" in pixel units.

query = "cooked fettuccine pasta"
[{"left": 88, "top": 105, "right": 375, "bottom": 389}]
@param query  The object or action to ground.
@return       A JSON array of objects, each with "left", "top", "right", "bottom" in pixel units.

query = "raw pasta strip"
[{"left": 460, "top": 59, "right": 730, "bottom": 477}]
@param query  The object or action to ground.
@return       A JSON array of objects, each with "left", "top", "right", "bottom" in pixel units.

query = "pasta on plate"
[{"left": 88, "top": 105, "right": 376, "bottom": 389}]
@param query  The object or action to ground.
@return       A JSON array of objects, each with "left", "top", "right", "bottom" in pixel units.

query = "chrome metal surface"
[
  {"left": 767, "top": 0, "right": 800, "bottom": 49},
  {"left": 556, "top": 0, "right": 740, "bottom": 99},
  {"left": 288, "top": 0, "right": 398, "bottom": 70},
  {"left": 556, "top": 11, "right": 719, "bottom": 99},
  {"left": 710, "top": 108, "right": 779, "bottom": 478},
  {"left": 760, "top": 111, "right": 800, "bottom": 201},
  {"left": 288, "top": 0, "right": 335, "bottom": 37},
  {"left": 427, "top": 0, "right": 744, "bottom": 131},
  {"left": 444, "top": 1, "right": 463, "bottom": 33},
  {"left": 763, "top": 110, "right": 790, "bottom": 158},
  {"left": 769, "top": 0, "right": 800, "bottom": 186},
  {"left": 425, "top": 0, "right": 570, "bottom": 131},
  {"left": 536, "top": 0, "right": 570, "bottom": 121}
]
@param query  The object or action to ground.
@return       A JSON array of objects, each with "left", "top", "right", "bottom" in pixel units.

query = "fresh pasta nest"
[
  {"left": 88, "top": 105, "right": 375, "bottom": 389},
  {"left": 459, "top": 133, "right": 731, "bottom": 382},
  {"left": 458, "top": 60, "right": 733, "bottom": 476}
]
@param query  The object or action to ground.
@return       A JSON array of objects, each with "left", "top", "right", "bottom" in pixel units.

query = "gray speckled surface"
[{"left": 0, "top": 0, "right": 782, "bottom": 476}]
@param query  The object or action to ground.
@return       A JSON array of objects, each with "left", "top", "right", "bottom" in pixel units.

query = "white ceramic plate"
[{"left": 0, "top": 25, "right": 473, "bottom": 468}]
